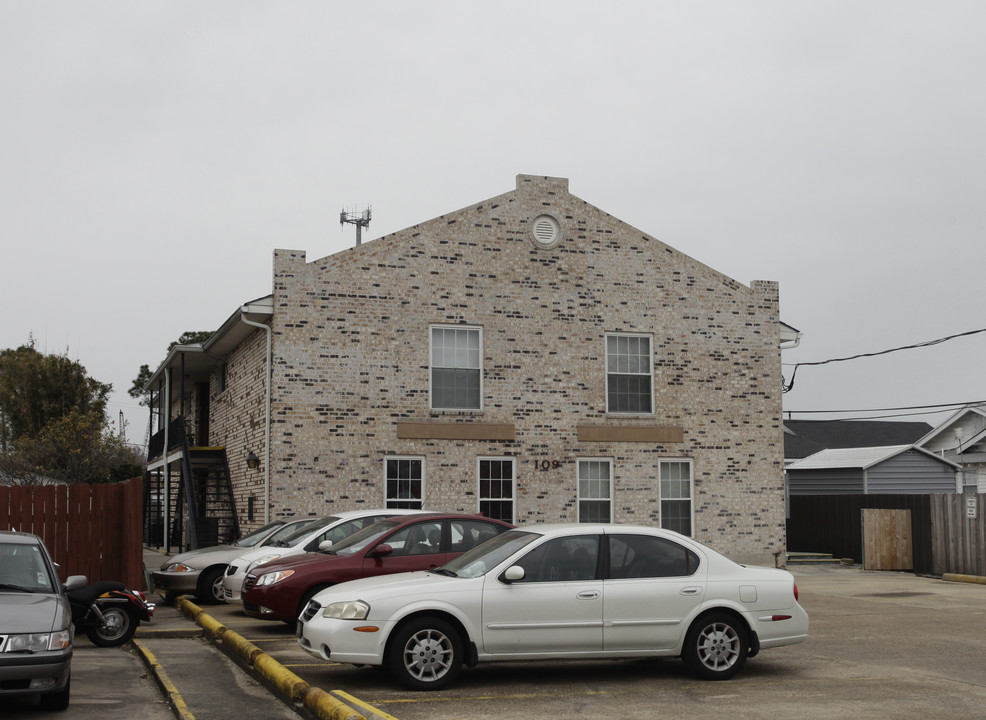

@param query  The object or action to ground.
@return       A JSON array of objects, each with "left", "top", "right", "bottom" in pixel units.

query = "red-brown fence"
[{"left": 0, "top": 477, "right": 144, "bottom": 589}]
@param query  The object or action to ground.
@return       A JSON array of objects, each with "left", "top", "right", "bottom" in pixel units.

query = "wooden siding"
[{"left": 867, "top": 450, "right": 956, "bottom": 494}]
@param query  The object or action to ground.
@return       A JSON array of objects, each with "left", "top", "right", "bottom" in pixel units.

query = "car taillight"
[{"left": 793, "top": 582, "right": 799, "bottom": 602}]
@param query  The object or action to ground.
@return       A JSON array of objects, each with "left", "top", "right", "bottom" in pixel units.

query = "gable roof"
[
  {"left": 783, "top": 420, "right": 933, "bottom": 460},
  {"left": 915, "top": 404, "right": 986, "bottom": 454},
  {"left": 787, "top": 444, "right": 960, "bottom": 471}
]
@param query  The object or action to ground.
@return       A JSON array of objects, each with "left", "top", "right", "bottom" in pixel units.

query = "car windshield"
[
  {"left": 234, "top": 521, "right": 285, "bottom": 548},
  {"left": 261, "top": 519, "right": 323, "bottom": 547},
  {"left": 326, "top": 519, "right": 403, "bottom": 557},
  {"left": 278, "top": 516, "right": 339, "bottom": 546},
  {"left": 440, "top": 530, "right": 540, "bottom": 578},
  {"left": 0, "top": 542, "right": 56, "bottom": 593}
]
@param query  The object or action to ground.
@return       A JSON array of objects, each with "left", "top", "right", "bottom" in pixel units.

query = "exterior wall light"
[{"left": 246, "top": 451, "right": 260, "bottom": 470}]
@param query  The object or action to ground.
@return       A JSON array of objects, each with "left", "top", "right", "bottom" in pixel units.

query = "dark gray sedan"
[{"left": 0, "top": 530, "right": 85, "bottom": 711}]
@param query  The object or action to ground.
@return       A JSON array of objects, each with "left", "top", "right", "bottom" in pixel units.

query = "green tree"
[
  {"left": 0, "top": 410, "right": 142, "bottom": 485},
  {"left": 128, "top": 331, "right": 213, "bottom": 407},
  {"left": 0, "top": 340, "right": 110, "bottom": 450}
]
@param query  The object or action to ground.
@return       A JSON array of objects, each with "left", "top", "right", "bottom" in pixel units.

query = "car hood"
[
  {"left": 170, "top": 544, "right": 238, "bottom": 563},
  {"left": 251, "top": 551, "right": 341, "bottom": 574},
  {"left": 314, "top": 570, "right": 470, "bottom": 603},
  {"left": 233, "top": 544, "right": 303, "bottom": 565},
  {"left": 0, "top": 593, "right": 71, "bottom": 633}
]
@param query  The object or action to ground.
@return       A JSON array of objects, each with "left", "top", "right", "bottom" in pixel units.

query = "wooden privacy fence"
[
  {"left": 0, "top": 477, "right": 144, "bottom": 589},
  {"left": 931, "top": 493, "right": 986, "bottom": 577},
  {"left": 789, "top": 493, "right": 986, "bottom": 577},
  {"left": 862, "top": 508, "right": 913, "bottom": 571}
]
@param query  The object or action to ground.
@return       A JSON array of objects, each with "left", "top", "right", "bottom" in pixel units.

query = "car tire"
[
  {"left": 388, "top": 617, "right": 463, "bottom": 691},
  {"left": 683, "top": 612, "right": 748, "bottom": 680},
  {"left": 196, "top": 566, "right": 227, "bottom": 605},
  {"left": 39, "top": 675, "right": 70, "bottom": 711}
]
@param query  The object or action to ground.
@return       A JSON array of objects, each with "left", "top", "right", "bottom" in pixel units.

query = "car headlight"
[
  {"left": 247, "top": 554, "right": 281, "bottom": 572},
  {"left": 164, "top": 562, "right": 196, "bottom": 573},
  {"left": 256, "top": 569, "right": 294, "bottom": 586},
  {"left": 322, "top": 600, "right": 370, "bottom": 620},
  {"left": 5, "top": 630, "right": 72, "bottom": 652}
]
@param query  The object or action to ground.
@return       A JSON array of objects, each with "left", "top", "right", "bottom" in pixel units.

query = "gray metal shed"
[{"left": 786, "top": 444, "right": 959, "bottom": 495}]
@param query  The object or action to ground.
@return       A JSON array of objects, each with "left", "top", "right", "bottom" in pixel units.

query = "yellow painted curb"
[
  {"left": 254, "top": 652, "right": 310, "bottom": 702},
  {"left": 333, "top": 689, "right": 397, "bottom": 720},
  {"left": 943, "top": 572, "right": 986, "bottom": 585},
  {"left": 306, "top": 687, "right": 368, "bottom": 720},
  {"left": 133, "top": 639, "right": 196, "bottom": 720},
  {"left": 219, "top": 628, "right": 265, "bottom": 665}
]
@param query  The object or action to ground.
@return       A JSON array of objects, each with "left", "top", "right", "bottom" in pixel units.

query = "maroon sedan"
[{"left": 240, "top": 513, "right": 513, "bottom": 622}]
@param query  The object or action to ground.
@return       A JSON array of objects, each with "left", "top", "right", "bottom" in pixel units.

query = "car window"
[
  {"left": 608, "top": 534, "right": 700, "bottom": 578},
  {"left": 444, "top": 530, "right": 540, "bottom": 578},
  {"left": 261, "top": 518, "right": 323, "bottom": 546},
  {"left": 0, "top": 543, "right": 55, "bottom": 591},
  {"left": 385, "top": 521, "right": 443, "bottom": 557},
  {"left": 314, "top": 517, "right": 378, "bottom": 547},
  {"left": 235, "top": 521, "right": 284, "bottom": 547},
  {"left": 330, "top": 519, "right": 402, "bottom": 556},
  {"left": 278, "top": 516, "right": 338, "bottom": 546},
  {"left": 450, "top": 519, "right": 505, "bottom": 553},
  {"left": 512, "top": 535, "right": 599, "bottom": 582}
]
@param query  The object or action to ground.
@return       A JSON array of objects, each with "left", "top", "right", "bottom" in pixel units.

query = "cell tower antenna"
[{"left": 340, "top": 206, "right": 372, "bottom": 246}]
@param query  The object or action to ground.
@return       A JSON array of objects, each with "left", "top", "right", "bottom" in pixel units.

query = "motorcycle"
[{"left": 68, "top": 580, "right": 156, "bottom": 647}]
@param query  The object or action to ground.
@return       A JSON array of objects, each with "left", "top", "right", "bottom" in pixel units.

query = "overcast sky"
[{"left": 3, "top": 1, "right": 984, "bottom": 445}]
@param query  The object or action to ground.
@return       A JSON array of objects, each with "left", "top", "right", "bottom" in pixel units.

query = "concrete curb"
[
  {"left": 133, "top": 639, "right": 197, "bottom": 720},
  {"left": 174, "top": 597, "right": 374, "bottom": 720},
  {"left": 942, "top": 572, "right": 986, "bottom": 585}
]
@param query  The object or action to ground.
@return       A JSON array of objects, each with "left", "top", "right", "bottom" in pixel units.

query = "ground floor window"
[
  {"left": 385, "top": 456, "right": 424, "bottom": 509},
  {"left": 578, "top": 458, "right": 613, "bottom": 523},
  {"left": 660, "top": 460, "right": 693, "bottom": 536},
  {"left": 478, "top": 457, "right": 515, "bottom": 523}
]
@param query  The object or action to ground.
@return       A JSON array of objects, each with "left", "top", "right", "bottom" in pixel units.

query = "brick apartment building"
[{"left": 145, "top": 174, "right": 794, "bottom": 565}]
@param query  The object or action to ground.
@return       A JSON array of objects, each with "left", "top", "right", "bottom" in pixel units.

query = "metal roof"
[{"left": 786, "top": 444, "right": 960, "bottom": 471}]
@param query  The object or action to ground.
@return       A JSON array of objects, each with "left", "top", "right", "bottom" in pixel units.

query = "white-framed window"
[
  {"left": 431, "top": 325, "right": 482, "bottom": 410},
  {"left": 660, "top": 460, "right": 693, "bottom": 536},
  {"left": 577, "top": 458, "right": 613, "bottom": 523},
  {"left": 478, "top": 457, "right": 515, "bottom": 523},
  {"left": 385, "top": 456, "right": 425, "bottom": 509},
  {"left": 605, "top": 333, "right": 653, "bottom": 414}
]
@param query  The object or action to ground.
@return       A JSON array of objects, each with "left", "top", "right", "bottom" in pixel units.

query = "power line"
[{"left": 782, "top": 327, "right": 986, "bottom": 393}]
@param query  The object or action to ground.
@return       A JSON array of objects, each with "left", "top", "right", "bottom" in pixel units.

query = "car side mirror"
[
  {"left": 318, "top": 540, "right": 334, "bottom": 551},
  {"left": 502, "top": 565, "right": 525, "bottom": 583},
  {"left": 64, "top": 575, "right": 87, "bottom": 592},
  {"left": 374, "top": 543, "right": 394, "bottom": 557}
]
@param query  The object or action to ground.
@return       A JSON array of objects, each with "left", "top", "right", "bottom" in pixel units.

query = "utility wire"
[{"left": 781, "top": 327, "right": 986, "bottom": 393}]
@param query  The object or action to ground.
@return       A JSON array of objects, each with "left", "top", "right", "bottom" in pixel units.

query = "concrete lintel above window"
[
  {"left": 397, "top": 422, "right": 515, "bottom": 441},
  {"left": 577, "top": 425, "right": 684, "bottom": 443}
]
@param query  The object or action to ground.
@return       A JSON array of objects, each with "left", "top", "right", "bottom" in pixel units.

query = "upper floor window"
[
  {"left": 606, "top": 334, "right": 652, "bottom": 414},
  {"left": 431, "top": 325, "right": 482, "bottom": 410}
]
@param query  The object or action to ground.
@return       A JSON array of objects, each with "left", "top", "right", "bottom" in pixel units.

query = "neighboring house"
[
  {"left": 783, "top": 419, "right": 933, "bottom": 466},
  {"left": 786, "top": 445, "right": 959, "bottom": 495},
  {"left": 915, "top": 404, "right": 986, "bottom": 493},
  {"left": 144, "top": 174, "right": 791, "bottom": 565}
]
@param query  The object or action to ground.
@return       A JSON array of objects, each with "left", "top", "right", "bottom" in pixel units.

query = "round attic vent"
[{"left": 531, "top": 214, "right": 560, "bottom": 247}]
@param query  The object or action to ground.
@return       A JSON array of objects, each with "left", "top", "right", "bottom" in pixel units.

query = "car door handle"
[
  {"left": 577, "top": 590, "right": 600, "bottom": 600},
  {"left": 680, "top": 586, "right": 702, "bottom": 596}
]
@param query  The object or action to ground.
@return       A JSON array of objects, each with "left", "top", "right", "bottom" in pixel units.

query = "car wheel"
[
  {"left": 39, "top": 675, "right": 70, "bottom": 711},
  {"left": 683, "top": 612, "right": 748, "bottom": 680},
  {"left": 388, "top": 617, "right": 463, "bottom": 691},
  {"left": 196, "top": 566, "right": 227, "bottom": 605}
]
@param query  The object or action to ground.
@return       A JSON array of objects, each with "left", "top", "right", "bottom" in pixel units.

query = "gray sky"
[{"left": 3, "top": 1, "right": 984, "bottom": 444}]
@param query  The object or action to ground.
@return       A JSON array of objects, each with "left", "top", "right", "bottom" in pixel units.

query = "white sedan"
[{"left": 297, "top": 523, "right": 809, "bottom": 690}]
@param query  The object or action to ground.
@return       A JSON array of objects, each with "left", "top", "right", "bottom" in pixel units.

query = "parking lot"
[{"left": 194, "top": 565, "right": 986, "bottom": 720}]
